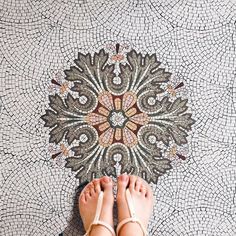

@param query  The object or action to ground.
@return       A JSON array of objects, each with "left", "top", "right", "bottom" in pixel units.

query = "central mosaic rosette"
[
  {"left": 109, "top": 111, "right": 127, "bottom": 127},
  {"left": 85, "top": 91, "right": 149, "bottom": 147},
  {"left": 42, "top": 48, "right": 195, "bottom": 183}
]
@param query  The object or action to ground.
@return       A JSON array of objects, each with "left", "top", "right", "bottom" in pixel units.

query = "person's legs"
[
  {"left": 117, "top": 175, "right": 154, "bottom": 236},
  {"left": 79, "top": 176, "right": 114, "bottom": 236}
]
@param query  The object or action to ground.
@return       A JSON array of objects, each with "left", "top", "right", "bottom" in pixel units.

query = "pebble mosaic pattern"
[
  {"left": 41, "top": 48, "right": 194, "bottom": 183},
  {"left": 1, "top": 0, "right": 236, "bottom": 235}
]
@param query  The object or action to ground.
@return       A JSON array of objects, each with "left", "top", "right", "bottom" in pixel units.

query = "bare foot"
[
  {"left": 117, "top": 175, "right": 154, "bottom": 236},
  {"left": 79, "top": 176, "right": 114, "bottom": 236}
]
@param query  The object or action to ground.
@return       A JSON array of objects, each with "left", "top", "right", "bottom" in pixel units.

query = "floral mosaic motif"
[{"left": 41, "top": 48, "right": 195, "bottom": 183}]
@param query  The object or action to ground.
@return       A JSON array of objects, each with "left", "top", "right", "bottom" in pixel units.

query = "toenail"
[
  {"left": 119, "top": 174, "right": 128, "bottom": 181},
  {"left": 103, "top": 176, "right": 111, "bottom": 183}
]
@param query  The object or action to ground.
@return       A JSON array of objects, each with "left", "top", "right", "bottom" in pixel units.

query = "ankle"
[{"left": 118, "top": 222, "right": 144, "bottom": 236}]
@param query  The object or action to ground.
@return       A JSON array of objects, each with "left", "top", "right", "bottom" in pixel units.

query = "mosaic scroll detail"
[{"left": 41, "top": 47, "right": 195, "bottom": 183}]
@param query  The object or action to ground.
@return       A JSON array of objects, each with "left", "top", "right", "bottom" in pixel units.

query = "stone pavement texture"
[{"left": 1, "top": 0, "right": 236, "bottom": 235}]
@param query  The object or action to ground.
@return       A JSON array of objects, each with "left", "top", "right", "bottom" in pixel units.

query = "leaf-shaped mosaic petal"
[
  {"left": 42, "top": 94, "right": 94, "bottom": 144},
  {"left": 120, "top": 50, "right": 171, "bottom": 96},
  {"left": 64, "top": 49, "right": 115, "bottom": 95},
  {"left": 147, "top": 97, "right": 195, "bottom": 145}
]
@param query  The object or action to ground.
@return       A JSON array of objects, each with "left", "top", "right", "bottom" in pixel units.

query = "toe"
[
  {"left": 117, "top": 174, "right": 129, "bottom": 197},
  {"left": 135, "top": 178, "right": 142, "bottom": 192},
  {"left": 140, "top": 185, "right": 147, "bottom": 196},
  {"left": 80, "top": 193, "right": 86, "bottom": 204},
  {"left": 145, "top": 185, "right": 153, "bottom": 199},
  {"left": 89, "top": 183, "right": 96, "bottom": 196},
  {"left": 100, "top": 176, "right": 113, "bottom": 192},
  {"left": 87, "top": 183, "right": 93, "bottom": 194},
  {"left": 83, "top": 183, "right": 90, "bottom": 193},
  {"left": 129, "top": 175, "right": 137, "bottom": 191},
  {"left": 85, "top": 192, "right": 91, "bottom": 201},
  {"left": 92, "top": 179, "right": 101, "bottom": 193},
  {"left": 101, "top": 176, "right": 114, "bottom": 203}
]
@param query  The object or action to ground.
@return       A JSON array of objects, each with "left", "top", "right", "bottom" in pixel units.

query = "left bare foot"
[{"left": 79, "top": 176, "right": 114, "bottom": 236}]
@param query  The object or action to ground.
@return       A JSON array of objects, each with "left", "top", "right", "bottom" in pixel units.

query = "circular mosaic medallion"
[{"left": 41, "top": 46, "right": 195, "bottom": 183}]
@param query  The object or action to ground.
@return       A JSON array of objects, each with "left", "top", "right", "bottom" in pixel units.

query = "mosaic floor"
[{"left": 1, "top": 0, "right": 236, "bottom": 235}]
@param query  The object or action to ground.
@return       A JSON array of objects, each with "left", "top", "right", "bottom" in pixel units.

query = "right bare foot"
[{"left": 116, "top": 175, "right": 154, "bottom": 236}]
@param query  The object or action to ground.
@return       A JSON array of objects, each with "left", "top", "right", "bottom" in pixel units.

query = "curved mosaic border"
[{"left": 41, "top": 45, "right": 195, "bottom": 183}]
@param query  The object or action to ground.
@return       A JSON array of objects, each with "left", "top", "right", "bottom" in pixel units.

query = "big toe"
[
  {"left": 117, "top": 174, "right": 129, "bottom": 198},
  {"left": 100, "top": 176, "right": 114, "bottom": 203},
  {"left": 100, "top": 176, "right": 113, "bottom": 191}
]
